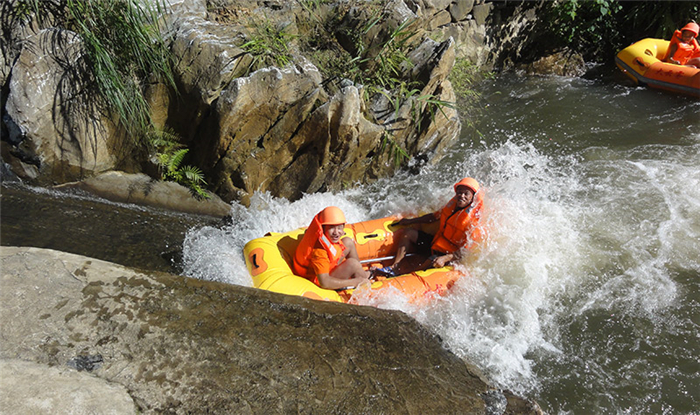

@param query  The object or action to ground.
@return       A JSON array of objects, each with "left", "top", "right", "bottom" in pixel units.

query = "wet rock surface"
[
  {"left": 1, "top": 247, "right": 541, "bottom": 414},
  {"left": 0, "top": 184, "right": 219, "bottom": 274}
]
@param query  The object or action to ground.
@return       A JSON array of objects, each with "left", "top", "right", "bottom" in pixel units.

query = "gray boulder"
[
  {"left": 0, "top": 359, "right": 136, "bottom": 415},
  {"left": 1, "top": 246, "right": 541, "bottom": 414},
  {"left": 4, "top": 29, "right": 125, "bottom": 184},
  {"left": 55, "top": 171, "right": 232, "bottom": 218}
]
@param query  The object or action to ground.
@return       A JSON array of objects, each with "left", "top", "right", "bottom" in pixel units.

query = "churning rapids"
[
  {"left": 181, "top": 68, "right": 700, "bottom": 414},
  {"left": 3, "top": 67, "right": 698, "bottom": 413}
]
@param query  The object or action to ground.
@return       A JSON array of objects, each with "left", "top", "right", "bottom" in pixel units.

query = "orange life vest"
[
  {"left": 431, "top": 191, "right": 484, "bottom": 254},
  {"left": 664, "top": 30, "right": 700, "bottom": 65},
  {"left": 292, "top": 214, "right": 346, "bottom": 281}
]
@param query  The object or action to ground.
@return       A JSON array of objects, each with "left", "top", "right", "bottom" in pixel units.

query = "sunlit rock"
[
  {"left": 0, "top": 247, "right": 542, "bottom": 414},
  {"left": 55, "top": 171, "right": 232, "bottom": 218},
  {"left": 4, "top": 29, "right": 124, "bottom": 184},
  {"left": 0, "top": 359, "right": 136, "bottom": 415}
]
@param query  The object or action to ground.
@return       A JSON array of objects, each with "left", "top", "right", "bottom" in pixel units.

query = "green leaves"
[
  {"left": 241, "top": 18, "right": 297, "bottom": 73},
  {"left": 539, "top": 0, "right": 700, "bottom": 62},
  {"left": 380, "top": 132, "right": 409, "bottom": 167},
  {"left": 151, "top": 130, "right": 210, "bottom": 200},
  {"left": 64, "top": 0, "right": 175, "bottom": 139}
]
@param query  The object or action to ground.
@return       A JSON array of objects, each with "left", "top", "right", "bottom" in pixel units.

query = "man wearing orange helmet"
[
  {"left": 377, "top": 177, "right": 484, "bottom": 275},
  {"left": 664, "top": 21, "right": 700, "bottom": 68},
  {"left": 293, "top": 206, "right": 371, "bottom": 289}
]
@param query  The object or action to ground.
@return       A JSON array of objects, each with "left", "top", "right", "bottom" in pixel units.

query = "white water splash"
[{"left": 181, "top": 123, "right": 700, "bottom": 413}]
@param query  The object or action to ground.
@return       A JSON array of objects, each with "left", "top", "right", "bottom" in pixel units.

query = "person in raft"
[
  {"left": 663, "top": 21, "right": 700, "bottom": 68},
  {"left": 376, "top": 177, "right": 484, "bottom": 276},
  {"left": 293, "top": 206, "right": 371, "bottom": 290}
]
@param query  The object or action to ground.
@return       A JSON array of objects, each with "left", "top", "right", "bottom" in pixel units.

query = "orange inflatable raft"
[
  {"left": 243, "top": 216, "right": 462, "bottom": 303},
  {"left": 615, "top": 38, "right": 700, "bottom": 97}
]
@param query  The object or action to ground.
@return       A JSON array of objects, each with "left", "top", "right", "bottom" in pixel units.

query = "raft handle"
[
  {"left": 633, "top": 57, "right": 649, "bottom": 68},
  {"left": 362, "top": 233, "right": 379, "bottom": 239}
]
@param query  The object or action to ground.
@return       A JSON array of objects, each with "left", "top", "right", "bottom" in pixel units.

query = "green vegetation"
[
  {"left": 3, "top": 0, "right": 208, "bottom": 198},
  {"left": 449, "top": 57, "right": 493, "bottom": 132},
  {"left": 352, "top": 18, "right": 421, "bottom": 100},
  {"left": 538, "top": 0, "right": 700, "bottom": 62},
  {"left": 241, "top": 17, "right": 297, "bottom": 73},
  {"left": 380, "top": 132, "right": 410, "bottom": 167},
  {"left": 147, "top": 129, "right": 209, "bottom": 199},
  {"left": 298, "top": 3, "right": 463, "bottom": 166}
]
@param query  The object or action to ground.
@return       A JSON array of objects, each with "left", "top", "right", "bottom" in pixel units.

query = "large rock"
[
  {"left": 54, "top": 171, "right": 232, "bottom": 218},
  {"left": 4, "top": 29, "right": 125, "bottom": 184},
  {"left": 0, "top": 359, "right": 137, "bottom": 415},
  {"left": 191, "top": 33, "right": 461, "bottom": 206},
  {"left": 520, "top": 49, "right": 587, "bottom": 77},
  {"left": 193, "top": 63, "right": 327, "bottom": 204},
  {"left": 0, "top": 246, "right": 541, "bottom": 414},
  {"left": 163, "top": 6, "right": 253, "bottom": 143}
]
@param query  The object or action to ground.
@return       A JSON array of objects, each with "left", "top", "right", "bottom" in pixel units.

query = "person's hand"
[
  {"left": 391, "top": 218, "right": 405, "bottom": 226},
  {"left": 393, "top": 217, "right": 414, "bottom": 227},
  {"left": 432, "top": 254, "right": 453, "bottom": 268}
]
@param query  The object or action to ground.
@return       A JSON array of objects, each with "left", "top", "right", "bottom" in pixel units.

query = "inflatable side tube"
[{"left": 244, "top": 229, "right": 344, "bottom": 302}]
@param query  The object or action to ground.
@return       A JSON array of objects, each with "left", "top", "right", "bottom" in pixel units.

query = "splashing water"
[{"left": 182, "top": 71, "right": 700, "bottom": 413}]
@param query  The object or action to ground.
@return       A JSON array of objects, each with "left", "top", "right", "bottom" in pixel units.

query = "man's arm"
[
  {"left": 316, "top": 272, "right": 367, "bottom": 290},
  {"left": 394, "top": 212, "right": 438, "bottom": 227}
]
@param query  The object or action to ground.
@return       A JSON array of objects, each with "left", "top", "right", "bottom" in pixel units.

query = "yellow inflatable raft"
[
  {"left": 615, "top": 38, "right": 700, "bottom": 97},
  {"left": 243, "top": 216, "right": 462, "bottom": 303}
]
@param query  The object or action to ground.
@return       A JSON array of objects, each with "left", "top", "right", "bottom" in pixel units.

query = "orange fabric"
[
  {"left": 309, "top": 241, "right": 346, "bottom": 277},
  {"left": 431, "top": 191, "right": 484, "bottom": 254},
  {"left": 293, "top": 215, "right": 324, "bottom": 276},
  {"left": 293, "top": 213, "right": 346, "bottom": 283},
  {"left": 664, "top": 30, "right": 700, "bottom": 64}
]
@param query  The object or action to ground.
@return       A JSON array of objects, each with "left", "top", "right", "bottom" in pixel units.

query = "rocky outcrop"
[
  {"left": 520, "top": 49, "right": 587, "bottom": 77},
  {"left": 1, "top": 0, "right": 503, "bottom": 207},
  {"left": 3, "top": 28, "right": 127, "bottom": 184},
  {"left": 161, "top": 0, "right": 464, "bottom": 205},
  {"left": 0, "top": 246, "right": 542, "bottom": 414}
]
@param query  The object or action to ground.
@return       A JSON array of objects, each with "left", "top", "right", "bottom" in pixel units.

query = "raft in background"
[
  {"left": 615, "top": 38, "right": 700, "bottom": 98},
  {"left": 243, "top": 216, "right": 462, "bottom": 303}
]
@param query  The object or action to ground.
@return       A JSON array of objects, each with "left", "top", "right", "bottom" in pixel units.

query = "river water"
[
  {"left": 181, "top": 66, "right": 700, "bottom": 414},
  {"left": 2, "top": 66, "right": 698, "bottom": 413}
]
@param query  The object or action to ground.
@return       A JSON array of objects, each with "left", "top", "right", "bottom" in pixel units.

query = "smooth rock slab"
[
  {"left": 0, "top": 247, "right": 540, "bottom": 414},
  {"left": 0, "top": 358, "right": 136, "bottom": 415}
]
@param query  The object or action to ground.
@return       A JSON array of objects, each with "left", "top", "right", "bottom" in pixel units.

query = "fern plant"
[
  {"left": 157, "top": 149, "right": 209, "bottom": 200},
  {"left": 148, "top": 129, "right": 210, "bottom": 200}
]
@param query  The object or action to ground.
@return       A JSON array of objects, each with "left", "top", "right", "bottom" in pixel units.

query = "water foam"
[{"left": 180, "top": 135, "right": 699, "bottom": 408}]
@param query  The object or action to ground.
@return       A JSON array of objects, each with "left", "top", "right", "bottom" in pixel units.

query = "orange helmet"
[
  {"left": 454, "top": 177, "right": 480, "bottom": 193},
  {"left": 681, "top": 22, "right": 699, "bottom": 37},
  {"left": 318, "top": 206, "right": 346, "bottom": 225}
]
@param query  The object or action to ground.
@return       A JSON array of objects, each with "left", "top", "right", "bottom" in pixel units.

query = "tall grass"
[
  {"left": 64, "top": 0, "right": 175, "bottom": 141},
  {"left": 241, "top": 17, "right": 297, "bottom": 73},
  {"left": 4, "top": 0, "right": 208, "bottom": 197}
]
